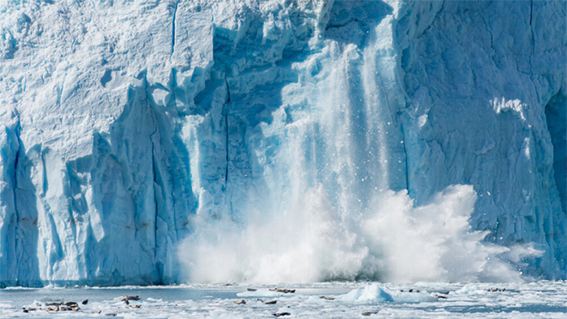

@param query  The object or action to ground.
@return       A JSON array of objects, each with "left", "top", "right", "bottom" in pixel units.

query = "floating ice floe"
[{"left": 341, "top": 284, "right": 437, "bottom": 303}]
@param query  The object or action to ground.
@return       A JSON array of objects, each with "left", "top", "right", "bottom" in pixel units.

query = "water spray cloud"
[{"left": 178, "top": 185, "right": 540, "bottom": 284}]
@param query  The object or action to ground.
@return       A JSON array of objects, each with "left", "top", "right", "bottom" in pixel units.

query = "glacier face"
[
  {"left": 0, "top": 0, "right": 565, "bottom": 285},
  {"left": 396, "top": 0, "right": 567, "bottom": 277}
]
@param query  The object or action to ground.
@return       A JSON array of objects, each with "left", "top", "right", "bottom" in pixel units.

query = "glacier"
[{"left": 0, "top": 0, "right": 565, "bottom": 286}]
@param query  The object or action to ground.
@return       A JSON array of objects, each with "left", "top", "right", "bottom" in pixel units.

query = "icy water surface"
[{"left": 0, "top": 282, "right": 566, "bottom": 318}]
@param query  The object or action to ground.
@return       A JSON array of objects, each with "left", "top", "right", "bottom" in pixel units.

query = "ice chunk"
[{"left": 341, "top": 284, "right": 436, "bottom": 303}]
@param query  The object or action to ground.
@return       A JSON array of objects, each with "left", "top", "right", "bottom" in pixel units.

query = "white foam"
[{"left": 179, "top": 185, "right": 538, "bottom": 284}]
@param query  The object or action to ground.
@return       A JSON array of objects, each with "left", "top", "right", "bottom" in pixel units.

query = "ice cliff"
[{"left": 0, "top": 0, "right": 565, "bottom": 286}]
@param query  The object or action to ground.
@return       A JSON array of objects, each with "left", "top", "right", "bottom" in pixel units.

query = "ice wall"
[
  {"left": 396, "top": 0, "right": 567, "bottom": 277},
  {"left": 0, "top": 0, "right": 565, "bottom": 286}
]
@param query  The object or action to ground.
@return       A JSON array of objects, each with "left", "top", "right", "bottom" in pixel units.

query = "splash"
[
  {"left": 178, "top": 184, "right": 539, "bottom": 284},
  {"left": 178, "top": 185, "right": 367, "bottom": 283}
]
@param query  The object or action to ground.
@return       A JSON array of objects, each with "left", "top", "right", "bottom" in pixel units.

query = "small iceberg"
[{"left": 341, "top": 284, "right": 437, "bottom": 303}]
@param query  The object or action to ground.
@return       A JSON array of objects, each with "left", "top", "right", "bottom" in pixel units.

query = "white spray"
[{"left": 178, "top": 183, "right": 539, "bottom": 283}]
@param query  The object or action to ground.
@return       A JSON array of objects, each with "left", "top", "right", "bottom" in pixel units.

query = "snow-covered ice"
[{"left": 1, "top": 282, "right": 567, "bottom": 318}]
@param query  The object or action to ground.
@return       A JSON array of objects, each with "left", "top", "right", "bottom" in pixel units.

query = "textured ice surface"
[
  {"left": 0, "top": 0, "right": 565, "bottom": 285},
  {"left": 1, "top": 282, "right": 567, "bottom": 318}
]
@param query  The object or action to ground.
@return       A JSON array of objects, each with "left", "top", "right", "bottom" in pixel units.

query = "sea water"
[{"left": 1, "top": 281, "right": 566, "bottom": 318}]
